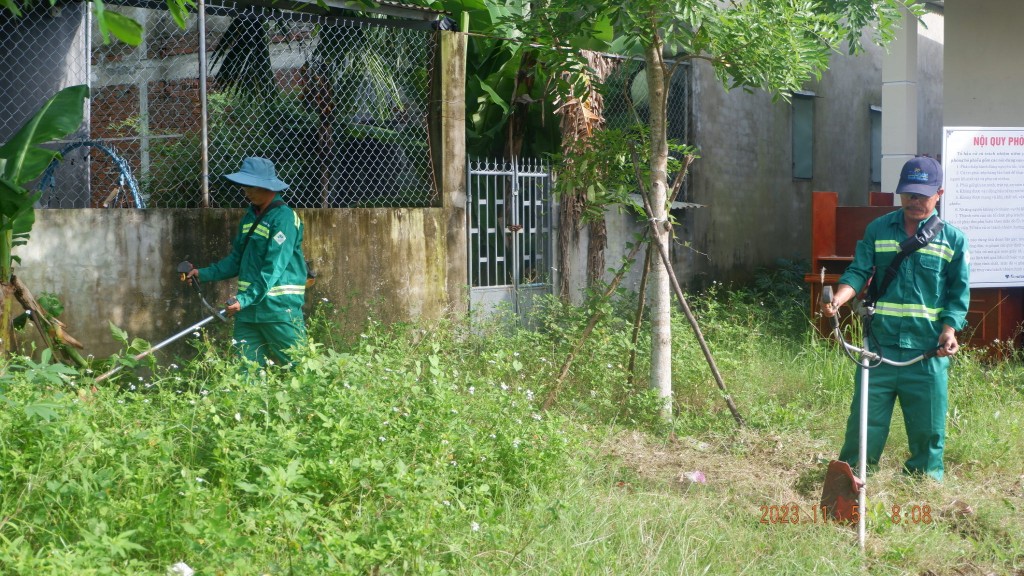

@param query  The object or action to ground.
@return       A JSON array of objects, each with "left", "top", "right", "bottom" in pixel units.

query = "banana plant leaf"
[
  {"left": 0, "top": 85, "right": 89, "bottom": 237},
  {"left": 0, "top": 84, "right": 89, "bottom": 185}
]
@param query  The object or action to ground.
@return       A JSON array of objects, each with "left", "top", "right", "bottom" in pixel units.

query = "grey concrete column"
[{"left": 881, "top": 3, "right": 919, "bottom": 194}]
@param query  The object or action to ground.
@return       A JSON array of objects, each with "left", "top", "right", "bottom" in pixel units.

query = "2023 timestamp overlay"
[{"left": 759, "top": 503, "right": 934, "bottom": 525}]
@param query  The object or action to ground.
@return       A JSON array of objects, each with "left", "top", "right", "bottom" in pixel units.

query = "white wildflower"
[{"left": 168, "top": 562, "right": 195, "bottom": 576}]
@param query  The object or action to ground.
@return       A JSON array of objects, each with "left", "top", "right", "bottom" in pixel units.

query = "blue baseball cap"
[
  {"left": 896, "top": 156, "right": 942, "bottom": 196},
  {"left": 223, "top": 157, "right": 289, "bottom": 192}
]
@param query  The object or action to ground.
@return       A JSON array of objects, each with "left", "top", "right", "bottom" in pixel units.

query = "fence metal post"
[
  {"left": 198, "top": 0, "right": 210, "bottom": 208},
  {"left": 510, "top": 156, "right": 521, "bottom": 315}
]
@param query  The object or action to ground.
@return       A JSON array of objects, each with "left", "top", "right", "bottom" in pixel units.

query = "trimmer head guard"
[{"left": 820, "top": 460, "right": 860, "bottom": 522}]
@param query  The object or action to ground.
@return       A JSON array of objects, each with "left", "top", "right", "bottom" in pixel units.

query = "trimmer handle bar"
[{"left": 820, "top": 285, "right": 940, "bottom": 367}]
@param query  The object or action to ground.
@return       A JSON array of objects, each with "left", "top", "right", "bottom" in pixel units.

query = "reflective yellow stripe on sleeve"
[{"left": 874, "top": 239, "right": 899, "bottom": 254}]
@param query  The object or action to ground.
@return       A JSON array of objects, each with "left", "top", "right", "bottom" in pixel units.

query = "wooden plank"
[
  {"left": 835, "top": 206, "right": 897, "bottom": 256},
  {"left": 810, "top": 191, "right": 838, "bottom": 275}
]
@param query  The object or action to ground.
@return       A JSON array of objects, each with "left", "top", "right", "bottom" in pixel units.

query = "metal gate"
[{"left": 467, "top": 157, "right": 554, "bottom": 318}]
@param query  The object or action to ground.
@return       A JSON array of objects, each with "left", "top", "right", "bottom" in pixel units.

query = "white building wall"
[{"left": 944, "top": 0, "right": 1024, "bottom": 126}]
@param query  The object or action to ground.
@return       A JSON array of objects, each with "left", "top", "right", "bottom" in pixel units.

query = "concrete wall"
[
  {"left": 16, "top": 208, "right": 451, "bottom": 357},
  {"left": 679, "top": 19, "right": 944, "bottom": 286},
  {"left": 562, "top": 210, "right": 650, "bottom": 305},
  {"left": 944, "top": 0, "right": 1024, "bottom": 127}
]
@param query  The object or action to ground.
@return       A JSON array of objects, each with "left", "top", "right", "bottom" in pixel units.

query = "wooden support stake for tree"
[
  {"left": 542, "top": 228, "right": 649, "bottom": 411},
  {"left": 630, "top": 146, "right": 745, "bottom": 428},
  {"left": 626, "top": 241, "right": 652, "bottom": 379}
]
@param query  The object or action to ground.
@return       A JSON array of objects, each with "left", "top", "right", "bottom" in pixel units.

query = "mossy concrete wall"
[{"left": 16, "top": 208, "right": 451, "bottom": 358}]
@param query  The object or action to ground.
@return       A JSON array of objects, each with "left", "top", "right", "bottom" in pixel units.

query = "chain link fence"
[
  {"left": 598, "top": 54, "right": 690, "bottom": 198},
  {"left": 2, "top": 0, "right": 439, "bottom": 208}
]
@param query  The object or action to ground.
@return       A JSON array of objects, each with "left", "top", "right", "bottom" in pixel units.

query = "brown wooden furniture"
[{"left": 807, "top": 191, "right": 1023, "bottom": 349}]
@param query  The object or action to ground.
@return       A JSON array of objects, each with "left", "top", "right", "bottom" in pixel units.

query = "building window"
[
  {"left": 792, "top": 92, "right": 814, "bottom": 179},
  {"left": 870, "top": 105, "right": 882, "bottom": 184}
]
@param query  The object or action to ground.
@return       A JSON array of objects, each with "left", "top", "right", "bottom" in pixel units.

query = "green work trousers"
[
  {"left": 838, "top": 347, "right": 949, "bottom": 481},
  {"left": 233, "top": 314, "right": 306, "bottom": 367}
]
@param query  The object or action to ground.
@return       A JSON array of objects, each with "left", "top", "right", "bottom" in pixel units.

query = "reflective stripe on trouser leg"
[
  {"left": 839, "top": 361, "right": 898, "bottom": 470},
  {"left": 898, "top": 353, "right": 948, "bottom": 481}
]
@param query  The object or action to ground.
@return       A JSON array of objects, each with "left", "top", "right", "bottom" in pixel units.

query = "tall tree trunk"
[
  {"left": 304, "top": 63, "right": 336, "bottom": 208},
  {"left": 558, "top": 196, "right": 583, "bottom": 300},
  {"left": 586, "top": 218, "right": 607, "bottom": 286},
  {"left": 0, "top": 228, "right": 14, "bottom": 357},
  {"left": 645, "top": 37, "right": 672, "bottom": 418},
  {"left": 505, "top": 50, "right": 537, "bottom": 159},
  {"left": 0, "top": 283, "right": 14, "bottom": 357},
  {"left": 554, "top": 50, "right": 613, "bottom": 299}
]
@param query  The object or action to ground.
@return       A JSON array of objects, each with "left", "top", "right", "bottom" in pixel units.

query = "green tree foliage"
[
  {"left": 2, "top": 0, "right": 194, "bottom": 45},
  {"left": 415, "top": 0, "right": 917, "bottom": 412}
]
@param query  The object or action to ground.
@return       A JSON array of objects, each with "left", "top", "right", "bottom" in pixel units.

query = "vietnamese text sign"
[{"left": 942, "top": 127, "right": 1024, "bottom": 288}]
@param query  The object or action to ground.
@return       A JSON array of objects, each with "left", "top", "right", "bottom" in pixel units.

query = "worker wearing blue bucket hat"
[{"left": 187, "top": 157, "right": 308, "bottom": 366}]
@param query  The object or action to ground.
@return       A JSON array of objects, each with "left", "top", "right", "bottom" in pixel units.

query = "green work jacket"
[
  {"left": 199, "top": 202, "right": 307, "bottom": 323},
  {"left": 839, "top": 208, "right": 970, "bottom": 350}
]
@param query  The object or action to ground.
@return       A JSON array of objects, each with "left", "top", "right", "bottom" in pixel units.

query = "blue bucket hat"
[
  {"left": 896, "top": 156, "right": 942, "bottom": 196},
  {"left": 223, "top": 157, "right": 289, "bottom": 192}
]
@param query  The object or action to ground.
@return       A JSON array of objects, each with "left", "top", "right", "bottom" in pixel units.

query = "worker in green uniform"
[
  {"left": 187, "top": 157, "right": 308, "bottom": 366},
  {"left": 821, "top": 156, "right": 970, "bottom": 481}
]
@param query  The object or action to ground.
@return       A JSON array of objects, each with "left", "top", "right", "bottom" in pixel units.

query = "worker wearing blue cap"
[{"left": 822, "top": 156, "right": 971, "bottom": 481}]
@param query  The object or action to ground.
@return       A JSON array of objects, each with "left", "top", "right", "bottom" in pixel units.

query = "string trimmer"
[
  {"left": 819, "top": 285, "right": 940, "bottom": 550},
  {"left": 94, "top": 261, "right": 235, "bottom": 383}
]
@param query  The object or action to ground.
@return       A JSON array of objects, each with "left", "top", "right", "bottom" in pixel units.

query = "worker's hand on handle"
[
  {"left": 820, "top": 284, "right": 857, "bottom": 318},
  {"left": 178, "top": 261, "right": 197, "bottom": 284},
  {"left": 936, "top": 325, "right": 959, "bottom": 357},
  {"left": 225, "top": 296, "right": 241, "bottom": 316}
]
